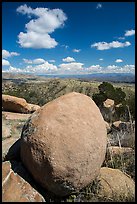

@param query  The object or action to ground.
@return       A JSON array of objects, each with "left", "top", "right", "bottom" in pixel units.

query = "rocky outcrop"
[
  {"left": 2, "top": 95, "right": 30, "bottom": 113},
  {"left": 98, "top": 167, "right": 135, "bottom": 201},
  {"left": 21, "top": 92, "right": 107, "bottom": 196},
  {"left": 2, "top": 95, "right": 41, "bottom": 114},
  {"left": 2, "top": 161, "right": 45, "bottom": 202}
]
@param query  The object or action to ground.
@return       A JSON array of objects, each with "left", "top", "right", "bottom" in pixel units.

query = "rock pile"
[{"left": 2, "top": 92, "right": 135, "bottom": 201}]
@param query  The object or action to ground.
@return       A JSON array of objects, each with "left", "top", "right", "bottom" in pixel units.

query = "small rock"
[
  {"left": 103, "top": 99, "right": 114, "bottom": 108},
  {"left": 28, "top": 103, "right": 40, "bottom": 113}
]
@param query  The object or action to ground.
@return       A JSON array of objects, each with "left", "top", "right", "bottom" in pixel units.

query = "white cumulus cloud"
[
  {"left": 2, "top": 49, "right": 20, "bottom": 59},
  {"left": 107, "top": 65, "right": 118, "bottom": 69},
  {"left": 23, "top": 58, "right": 45, "bottom": 64},
  {"left": 91, "top": 41, "right": 131, "bottom": 50},
  {"left": 115, "top": 59, "right": 123, "bottom": 63},
  {"left": 125, "top": 29, "right": 135, "bottom": 36},
  {"left": 2, "top": 59, "right": 10, "bottom": 66},
  {"left": 86, "top": 64, "right": 135, "bottom": 74},
  {"left": 59, "top": 62, "right": 84, "bottom": 71},
  {"left": 72, "top": 49, "right": 81, "bottom": 53},
  {"left": 8, "top": 66, "right": 27, "bottom": 73},
  {"left": 62, "top": 57, "right": 75, "bottom": 62},
  {"left": 99, "top": 58, "right": 103, "bottom": 61},
  {"left": 86, "top": 65, "right": 102, "bottom": 72},
  {"left": 16, "top": 4, "right": 67, "bottom": 48},
  {"left": 3, "top": 63, "right": 135, "bottom": 75},
  {"left": 25, "top": 62, "right": 57, "bottom": 73},
  {"left": 4, "top": 61, "right": 57, "bottom": 74}
]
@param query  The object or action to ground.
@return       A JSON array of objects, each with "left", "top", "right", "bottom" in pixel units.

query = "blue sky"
[{"left": 2, "top": 2, "right": 135, "bottom": 75}]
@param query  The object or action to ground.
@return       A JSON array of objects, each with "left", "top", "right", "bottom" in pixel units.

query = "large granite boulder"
[{"left": 20, "top": 92, "right": 107, "bottom": 196}]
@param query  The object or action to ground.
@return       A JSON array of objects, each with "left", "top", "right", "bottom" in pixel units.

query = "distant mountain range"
[
  {"left": 38, "top": 73, "right": 135, "bottom": 83},
  {"left": 2, "top": 72, "right": 135, "bottom": 83},
  {"left": 78, "top": 73, "right": 135, "bottom": 83}
]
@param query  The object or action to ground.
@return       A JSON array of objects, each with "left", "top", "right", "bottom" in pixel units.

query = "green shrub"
[{"left": 93, "top": 81, "right": 126, "bottom": 106}]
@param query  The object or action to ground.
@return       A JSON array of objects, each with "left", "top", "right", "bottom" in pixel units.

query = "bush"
[
  {"left": 92, "top": 82, "right": 134, "bottom": 122},
  {"left": 92, "top": 93, "right": 107, "bottom": 107},
  {"left": 114, "top": 87, "right": 126, "bottom": 105},
  {"left": 92, "top": 82, "right": 126, "bottom": 106},
  {"left": 114, "top": 105, "right": 129, "bottom": 121}
]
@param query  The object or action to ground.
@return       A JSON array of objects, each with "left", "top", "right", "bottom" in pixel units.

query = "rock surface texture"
[{"left": 20, "top": 92, "right": 107, "bottom": 196}]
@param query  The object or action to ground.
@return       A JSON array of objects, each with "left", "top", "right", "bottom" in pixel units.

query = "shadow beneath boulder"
[{"left": 4, "top": 139, "right": 21, "bottom": 161}]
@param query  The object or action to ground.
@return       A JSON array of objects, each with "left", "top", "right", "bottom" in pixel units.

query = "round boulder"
[{"left": 20, "top": 92, "right": 107, "bottom": 196}]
